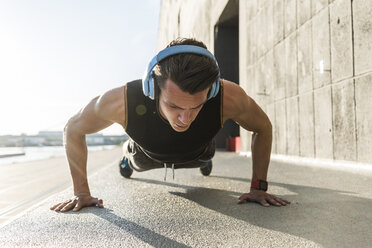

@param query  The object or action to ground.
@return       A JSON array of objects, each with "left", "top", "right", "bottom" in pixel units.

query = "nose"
[{"left": 178, "top": 110, "right": 191, "bottom": 125}]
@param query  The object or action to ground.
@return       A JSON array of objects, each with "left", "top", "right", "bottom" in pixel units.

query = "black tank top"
[{"left": 124, "top": 79, "right": 223, "bottom": 163}]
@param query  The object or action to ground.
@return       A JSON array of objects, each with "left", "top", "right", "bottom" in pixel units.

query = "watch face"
[{"left": 259, "top": 181, "right": 268, "bottom": 191}]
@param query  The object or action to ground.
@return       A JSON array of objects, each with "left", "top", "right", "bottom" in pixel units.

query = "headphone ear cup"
[
  {"left": 152, "top": 72, "right": 160, "bottom": 100},
  {"left": 148, "top": 71, "right": 156, "bottom": 100},
  {"left": 213, "top": 78, "right": 221, "bottom": 98},
  {"left": 142, "top": 78, "right": 149, "bottom": 97},
  {"left": 207, "top": 80, "right": 220, "bottom": 100},
  {"left": 207, "top": 83, "right": 215, "bottom": 100}
]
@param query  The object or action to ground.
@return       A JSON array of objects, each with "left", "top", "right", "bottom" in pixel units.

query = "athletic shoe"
[
  {"left": 200, "top": 160, "right": 213, "bottom": 176},
  {"left": 119, "top": 156, "right": 133, "bottom": 178}
]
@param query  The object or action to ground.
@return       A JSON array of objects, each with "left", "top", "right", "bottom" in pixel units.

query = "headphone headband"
[{"left": 142, "top": 45, "right": 220, "bottom": 100}]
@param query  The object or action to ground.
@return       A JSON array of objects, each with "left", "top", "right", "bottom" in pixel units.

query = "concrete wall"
[{"left": 157, "top": 0, "right": 372, "bottom": 164}]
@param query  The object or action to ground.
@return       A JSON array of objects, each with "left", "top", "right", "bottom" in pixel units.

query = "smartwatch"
[{"left": 251, "top": 180, "right": 268, "bottom": 192}]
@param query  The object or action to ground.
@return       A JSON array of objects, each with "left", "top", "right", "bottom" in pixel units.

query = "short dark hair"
[{"left": 154, "top": 37, "right": 220, "bottom": 95}]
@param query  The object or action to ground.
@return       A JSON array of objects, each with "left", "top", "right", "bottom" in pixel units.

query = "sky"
[{"left": 0, "top": 0, "right": 161, "bottom": 135}]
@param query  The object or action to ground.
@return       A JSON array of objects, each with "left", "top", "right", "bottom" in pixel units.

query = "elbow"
[
  {"left": 255, "top": 118, "right": 272, "bottom": 137},
  {"left": 64, "top": 117, "right": 74, "bottom": 136},
  {"left": 264, "top": 118, "right": 273, "bottom": 138},
  {"left": 63, "top": 115, "right": 85, "bottom": 146},
  {"left": 266, "top": 119, "right": 273, "bottom": 134},
  {"left": 63, "top": 118, "right": 74, "bottom": 144},
  {"left": 64, "top": 115, "right": 82, "bottom": 137}
]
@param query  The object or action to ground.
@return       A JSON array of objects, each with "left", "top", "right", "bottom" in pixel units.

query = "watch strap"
[{"left": 251, "top": 180, "right": 268, "bottom": 191}]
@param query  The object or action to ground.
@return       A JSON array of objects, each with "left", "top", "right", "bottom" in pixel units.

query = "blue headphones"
[{"left": 142, "top": 45, "right": 221, "bottom": 100}]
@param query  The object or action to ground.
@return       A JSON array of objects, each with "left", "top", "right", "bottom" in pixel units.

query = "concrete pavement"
[
  {"left": 1, "top": 151, "right": 372, "bottom": 247},
  {"left": 0, "top": 147, "right": 123, "bottom": 226}
]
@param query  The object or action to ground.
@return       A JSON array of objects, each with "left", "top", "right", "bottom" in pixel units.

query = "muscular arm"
[
  {"left": 64, "top": 87, "right": 124, "bottom": 196},
  {"left": 223, "top": 80, "right": 272, "bottom": 182},
  {"left": 51, "top": 86, "right": 125, "bottom": 212},
  {"left": 223, "top": 80, "right": 289, "bottom": 207}
]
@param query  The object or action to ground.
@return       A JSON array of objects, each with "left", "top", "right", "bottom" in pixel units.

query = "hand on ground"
[
  {"left": 50, "top": 194, "right": 103, "bottom": 212},
  {"left": 238, "top": 189, "right": 290, "bottom": 207}
]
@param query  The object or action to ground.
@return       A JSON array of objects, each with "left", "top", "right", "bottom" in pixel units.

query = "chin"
[{"left": 172, "top": 124, "right": 189, "bottom": 132}]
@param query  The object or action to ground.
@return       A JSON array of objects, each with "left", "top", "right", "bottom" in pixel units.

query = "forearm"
[
  {"left": 250, "top": 125, "right": 272, "bottom": 182},
  {"left": 64, "top": 129, "right": 90, "bottom": 196}
]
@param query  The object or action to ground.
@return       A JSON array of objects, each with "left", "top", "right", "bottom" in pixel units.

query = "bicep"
[
  {"left": 234, "top": 94, "right": 271, "bottom": 133},
  {"left": 66, "top": 97, "right": 114, "bottom": 135},
  {"left": 224, "top": 82, "right": 271, "bottom": 133},
  {"left": 66, "top": 86, "right": 125, "bottom": 135}
]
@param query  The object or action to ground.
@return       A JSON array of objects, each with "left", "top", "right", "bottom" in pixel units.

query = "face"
[{"left": 158, "top": 79, "right": 209, "bottom": 132}]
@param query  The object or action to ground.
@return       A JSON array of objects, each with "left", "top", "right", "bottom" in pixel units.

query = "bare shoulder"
[
  {"left": 222, "top": 79, "right": 270, "bottom": 132},
  {"left": 95, "top": 85, "right": 125, "bottom": 126},
  {"left": 222, "top": 79, "right": 249, "bottom": 122}
]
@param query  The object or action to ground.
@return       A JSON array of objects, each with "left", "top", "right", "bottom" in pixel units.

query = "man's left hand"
[{"left": 237, "top": 189, "right": 290, "bottom": 207}]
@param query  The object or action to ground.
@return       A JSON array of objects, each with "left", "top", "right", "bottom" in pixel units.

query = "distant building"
[
  {"left": 38, "top": 131, "right": 63, "bottom": 137},
  {"left": 0, "top": 131, "right": 128, "bottom": 147},
  {"left": 86, "top": 133, "right": 105, "bottom": 146}
]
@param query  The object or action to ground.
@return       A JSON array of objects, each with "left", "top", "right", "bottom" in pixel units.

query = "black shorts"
[{"left": 124, "top": 139, "right": 215, "bottom": 172}]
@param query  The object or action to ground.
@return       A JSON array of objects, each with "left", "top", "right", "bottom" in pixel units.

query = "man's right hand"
[{"left": 50, "top": 195, "right": 104, "bottom": 212}]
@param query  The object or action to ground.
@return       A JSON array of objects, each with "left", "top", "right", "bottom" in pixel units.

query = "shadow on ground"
[
  {"left": 54, "top": 206, "right": 190, "bottom": 248},
  {"left": 130, "top": 176, "right": 372, "bottom": 247},
  {"left": 93, "top": 208, "right": 191, "bottom": 248}
]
